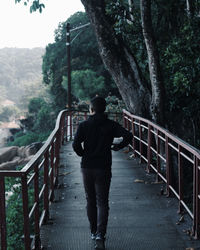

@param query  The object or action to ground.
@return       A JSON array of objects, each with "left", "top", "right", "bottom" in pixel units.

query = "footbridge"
[{"left": 0, "top": 110, "right": 200, "bottom": 249}]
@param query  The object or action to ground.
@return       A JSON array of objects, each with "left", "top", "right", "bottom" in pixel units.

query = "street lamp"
[
  {"left": 66, "top": 23, "right": 71, "bottom": 111},
  {"left": 66, "top": 22, "right": 90, "bottom": 111}
]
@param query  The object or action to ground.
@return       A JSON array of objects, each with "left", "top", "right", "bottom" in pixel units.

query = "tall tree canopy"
[
  {"left": 42, "top": 11, "right": 118, "bottom": 110},
  {"left": 15, "top": 0, "right": 200, "bottom": 147}
]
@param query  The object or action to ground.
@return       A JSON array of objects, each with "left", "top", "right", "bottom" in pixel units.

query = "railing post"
[
  {"left": 123, "top": 112, "right": 127, "bottom": 129},
  {"left": 55, "top": 130, "right": 61, "bottom": 186},
  {"left": 21, "top": 174, "right": 31, "bottom": 250},
  {"left": 34, "top": 164, "right": 41, "bottom": 249},
  {"left": 66, "top": 112, "right": 69, "bottom": 142},
  {"left": 139, "top": 121, "right": 143, "bottom": 163},
  {"left": 61, "top": 115, "right": 65, "bottom": 145},
  {"left": 194, "top": 156, "right": 200, "bottom": 238},
  {"left": 70, "top": 111, "right": 73, "bottom": 140},
  {"left": 165, "top": 136, "right": 171, "bottom": 196},
  {"left": 0, "top": 176, "right": 7, "bottom": 250},
  {"left": 131, "top": 117, "right": 136, "bottom": 157},
  {"left": 147, "top": 124, "right": 152, "bottom": 173},
  {"left": 44, "top": 150, "right": 49, "bottom": 222},
  {"left": 178, "top": 145, "right": 183, "bottom": 214},
  {"left": 156, "top": 130, "right": 161, "bottom": 181},
  {"left": 50, "top": 143, "right": 55, "bottom": 201}
]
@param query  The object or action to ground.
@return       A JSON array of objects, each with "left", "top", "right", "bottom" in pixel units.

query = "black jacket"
[{"left": 72, "top": 113, "right": 133, "bottom": 169}]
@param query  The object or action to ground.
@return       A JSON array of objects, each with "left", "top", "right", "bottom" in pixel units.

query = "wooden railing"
[
  {"left": 0, "top": 109, "right": 122, "bottom": 250},
  {"left": 123, "top": 109, "right": 200, "bottom": 238}
]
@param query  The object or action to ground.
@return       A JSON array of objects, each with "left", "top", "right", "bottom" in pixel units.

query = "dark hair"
[{"left": 90, "top": 96, "right": 106, "bottom": 113}]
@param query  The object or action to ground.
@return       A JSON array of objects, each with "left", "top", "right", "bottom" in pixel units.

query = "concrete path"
[{"left": 41, "top": 142, "right": 199, "bottom": 250}]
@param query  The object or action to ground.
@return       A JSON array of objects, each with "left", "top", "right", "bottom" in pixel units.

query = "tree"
[
  {"left": 42, "top": 11, "right": 118, "bottom": 109},
  {"left": 62, "top": 69, "right": 106, "bottom": 100},
  {"left": 80, "top": 0, "right": 152, "bottom": 119},
  {"left": 140, "top": 0, "right": 165, "bottom": 124},
  {"left": 14, "top": 0, "right": 200, "bottom": 147}
]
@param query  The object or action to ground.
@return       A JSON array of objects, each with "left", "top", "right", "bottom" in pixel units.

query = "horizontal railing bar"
[
  {"left": 39, "top": 210, "right": 46, "bottom": 228},
  {"left": 39, "top": 185, "right": 46, "bottom": 200},
  {"left": 0, "top": 171, "right": 22, "bottom": 177},
  {"left": 158, "top": 134, "right": 166, "bottom": 142},
  {"left": 168, "top": 143, "right": 178, "bottom": 152},
  {"left": 134, "top": 150, "right": 140, "bottom": 155},
  {"left": 134, "top": 121, "right": 140, "bottom": 126},
  {"left": 141, "top": 140, "right": 148, "bottom": 146},
  {"left": 27, "top": 173, "right": 36, "bottom": 186},
  {"left": 150, "top": 164, "right": 167, "bottom": 182},
  {"left": 29, "top": 202, "right": 37, "bottom": 219},
  {"left": 150, "top": 146, "right": 157, "bottom": 154},
  {"left": 180, "top": 200, "right": 193, "bottom": 219},
  {"left": 129, "top": 144, "right": 134, "bottom": 150},
  {"left": 141, "top": 155, "right": 148, "bottom": 162},
  {"left": 134, "top": 136, "right": 140, "bottom": 141},
  {"left": 150, "top": 129, "right": 157, "bottom": 135},
  {"left": 38, "top": 159, "right": 45, "bottom": 171},
  {"left": 169, "top": 185, "right": 180, "bottom": 199},
  {"left": 48, "top": 168, "right": 53, "bottom": 178},
  {"left": 141, "top": 124, "right": 148, "bottom": 130},
  {"left": 123, "top": 109, "right": 200, "bottom": 159},
  {"left": 157, "top": 154, "right": 166, "bottom": 162},
  {"left": 180, "top": 152, "right": 194, "bottom": 164}
]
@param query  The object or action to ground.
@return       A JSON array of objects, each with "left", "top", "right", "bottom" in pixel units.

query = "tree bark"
[
  {"left": 186, "top": 0, "right": 194, "bottom": 17},
  {"left": 140, "top": 0, "right": 165, "bottom": 125},
  {"left": 81, "top": 0, "right": 151, "bottom": 117}
]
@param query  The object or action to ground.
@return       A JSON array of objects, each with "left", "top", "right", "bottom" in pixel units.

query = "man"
[{"left": 72, "top": 96, "right": 133, "bottom": 250}]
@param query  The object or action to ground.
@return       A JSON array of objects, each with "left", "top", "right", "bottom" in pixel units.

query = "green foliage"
[
  {"left": 105, "top": 95, "right": 125, "bottom": 113},
  {"left": 162, "top": 19, "right": 200, "bottom": 117},
  {"left": 7, "top": 97, "right": 54, "bottom": 146},
  {"left": 0, "top": 106, "right": 20, "bottom": 122},
  {"left": 27, "top": 97, "right": 55, "bottom": 133},
  {"left": 5, "top": 176, "right": 24, "bottom": 250},
  {"left": 7, "top": 131, "right": 45, "bottom": 147},
  {"left": 42, "top": 11, "right": 118, "bottom": 108},
  {"left": 62, "top": 69, "right": 108, "bottom": 100}
]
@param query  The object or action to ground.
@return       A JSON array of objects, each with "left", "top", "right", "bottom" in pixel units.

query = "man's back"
[{"left": 73, "top": 113, "right": 133, "bottom": 169}]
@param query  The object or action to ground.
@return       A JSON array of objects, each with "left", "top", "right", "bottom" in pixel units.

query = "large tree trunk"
[
  {"left": 140, "top": 0, "right": 165, "bottom": 125},
  {"left": 186, "top": 0, "right": 194, "bottom": 17},
  {"left": 81, "top": 0, "right": 151, "bottom": 118}
]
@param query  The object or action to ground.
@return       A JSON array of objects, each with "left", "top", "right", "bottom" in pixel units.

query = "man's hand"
[{"left": 111, "top": 144, "right": 120, "bottom": 151}]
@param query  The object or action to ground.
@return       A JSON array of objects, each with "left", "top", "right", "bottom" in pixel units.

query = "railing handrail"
[
  {"left": 123, "top": 109, "right": 200, "bottom": 239},
  {"left": 0, "top": 109, "right": 122, "bottom": 250},
  {"left": 21, "top": 109, "right": 68, "bottom": 173},
  {"left": 0, "top": 109, "right": 69, "bottom": 250},
  {"left": 123, "top": 109, "right": 200, "bottom": 158}
]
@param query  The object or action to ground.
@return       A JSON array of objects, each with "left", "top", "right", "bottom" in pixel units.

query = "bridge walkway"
[{"left": 41, "top": 142, "right": 198, "bottom": 250}]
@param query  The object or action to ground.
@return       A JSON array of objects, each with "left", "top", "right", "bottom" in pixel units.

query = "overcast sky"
[{"left": 0, "top": 0, "right": 84, "bottom": 48}]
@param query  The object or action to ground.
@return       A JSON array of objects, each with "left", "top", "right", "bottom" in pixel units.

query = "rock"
[
  {"left": 0, "top": 157, "right": 21, "bottom": 170},
  {"left": 24, "top": 142, "right": 43, "bottom": 157},
  {"left": 0, "top": 142, "right": 43, "bottom": 170},
  {"left": 0, "top": 146, "right": 18, "bottom": 164}
]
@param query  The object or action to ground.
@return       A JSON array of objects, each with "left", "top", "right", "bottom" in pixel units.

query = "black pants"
[{"left": 81, "top": 168, "right": 111, "bottom": 236}]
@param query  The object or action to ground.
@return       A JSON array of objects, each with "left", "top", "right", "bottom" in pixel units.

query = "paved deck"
[{"left": 41, "top": 142, "right": 199, "bottom": 250}]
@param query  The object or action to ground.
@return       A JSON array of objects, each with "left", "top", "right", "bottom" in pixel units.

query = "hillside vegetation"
[{"left": 0, "top": 47, "right": 46, "bottom": 110}]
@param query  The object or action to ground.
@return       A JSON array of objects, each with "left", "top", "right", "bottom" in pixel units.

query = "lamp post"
[
  {"left": 66, "top": 23, "right": 71, "bottom": 111},
  {"left": 66, "top": 22, "right": 90, "bottom": 111}
]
